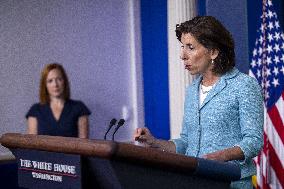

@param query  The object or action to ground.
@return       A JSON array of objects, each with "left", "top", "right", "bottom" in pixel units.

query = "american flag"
[{"left": 249, "top": 0, "right": 284, "bottom": 188}]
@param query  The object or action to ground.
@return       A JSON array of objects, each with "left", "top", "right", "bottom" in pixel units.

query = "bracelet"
[{"left": 149, "top": 139, "right": 166, "bottom": 152}]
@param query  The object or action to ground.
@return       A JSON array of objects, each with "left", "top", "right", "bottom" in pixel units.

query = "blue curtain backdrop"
[{"left": 140, "top": 0, "right": 170, "bottom": 139}]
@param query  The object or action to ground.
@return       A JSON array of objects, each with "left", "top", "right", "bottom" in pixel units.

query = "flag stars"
[
  {"left": 275, "top": 21, "right": 280, "bottom": 29},
  {"left": 261, "top": 24, "right": 266, "bottom": 33},
  {"left": 273, "top": 67, "right": 279, "bottom": 76},
  {"left": 281, "top": 54, "right": 284, "bottom": 62},
  {"left": 271, "top": 78, "right": 279, "bottom": 87},
  {"left": 274, "top": 32, "right": 280, "bottom": 41},
  {"left": 268, "top": 33, "right": 273, "bottom": 42},
  {"left": 257, "top": 69, "right": 262, "bottom": 78},
  {"left": 273, "top": 55, "right": 280, "bottom": 64},
  {"left": 273, "top": 44, "right": 280, "bottom": 52},
  {"left": 274, "top": 57, "right": 280, "bottom": 64},
  {"left": 255, "top": 39, "right": 259, "bottom": 46},
  {"left": 258, "top": 47, "right": 263, "bottom": 55},
  {"left": 266, "top": 56, "right": 272, "bottom": 65},
  {"left": 267, "top": 10, "right": 273, "bottom": 18},
  {"left": 250, "top": 0, "right": 284, "bottom": 104},
  {"left": 265, "top": 68, "right": 271, "bottom": 77},
  {"left": 259, "top": 35, "right": 264, "bottom": 43},
  {"left": 264, "top": 91, "right": 270, "bottom": 100},
  {"left": 253, "top": 48, "right": 258, "bottom": 57},
  {"left": 267, "top": 45, "right": 273, "bottom": 54},
  {"left": 265, "top": 79, "right": 271, "bottom": 88},
  {"left": 281, "top": 66, "right": 284, "bottom": 75},
  {"left": 251, "top": 59, "right": 257, "bottom": 67},
  {"left": 257, "top": 58, "right": 262, "bottom": 66},
  {"left": 268, "top": 22, "right": 274, "bottom": 30}
]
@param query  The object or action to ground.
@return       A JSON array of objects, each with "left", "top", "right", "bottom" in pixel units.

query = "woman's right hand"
[{"left": 133, "top": 127, "right": 155, "bottom": 146}]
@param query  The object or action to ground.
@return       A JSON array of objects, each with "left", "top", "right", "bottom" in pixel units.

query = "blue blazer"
[{"left": 173, "top": 68, "right": 264, "bottom": 178}]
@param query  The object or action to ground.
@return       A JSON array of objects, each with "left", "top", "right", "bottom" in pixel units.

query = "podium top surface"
[
  {"left": 0, "top": 133, "right": 241, "bottom": 181},
  {"left": 0, "top": 133, "right": 196, "bottom": 170}
]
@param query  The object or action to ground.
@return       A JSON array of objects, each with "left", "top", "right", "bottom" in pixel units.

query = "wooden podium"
[{"left": 0, "top": 133, "right": 241, "bottom": 189}]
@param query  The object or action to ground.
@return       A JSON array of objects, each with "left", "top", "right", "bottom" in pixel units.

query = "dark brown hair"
[
  {"left": 176, "top": 16, "right": 235, "bottom": 75},
  {"left": 39, "top": 63, "right": 70, "bottom": 104}
]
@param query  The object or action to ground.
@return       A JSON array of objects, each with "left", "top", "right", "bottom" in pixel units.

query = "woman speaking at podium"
[
  {"left": 134, "top": 16, "right": 263, "bottom": 189},
  {"left": 26, "top": 63, "right": 91, "bottom": 138}
]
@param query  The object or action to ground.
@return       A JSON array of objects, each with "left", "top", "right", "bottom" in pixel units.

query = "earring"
[{"left": 211, "top": 59, "right": 215, "bottom": 64}]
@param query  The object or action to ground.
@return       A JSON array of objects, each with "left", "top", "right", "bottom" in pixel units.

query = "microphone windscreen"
[
  {"left": 110, "top": 118, "right": 117, "bottom": 125},
  {"left": 117, "top": 119, "right": 125, "bottom": 126}
]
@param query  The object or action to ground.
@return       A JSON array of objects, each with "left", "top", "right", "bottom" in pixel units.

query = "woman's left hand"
[
  {"left": 202, "top": 146, "right": 245, "bottom": 162},
  {"left": 202, "top": 150, "right": 227, "bottom": 161}
]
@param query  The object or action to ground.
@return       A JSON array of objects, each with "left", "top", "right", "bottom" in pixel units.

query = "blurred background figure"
[{"left": 26, "top": 63, "right": 91, "bottom": 138}]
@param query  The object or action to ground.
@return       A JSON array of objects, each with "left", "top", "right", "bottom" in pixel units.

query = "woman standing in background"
[{"left": 26, "top": 63, "right": 91, "bottom": 138}]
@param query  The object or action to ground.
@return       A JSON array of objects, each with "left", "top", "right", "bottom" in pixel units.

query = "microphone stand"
[
  {"left": 112, "top": 119, "right": 125, "bottom": 141},
  {"left": 104, "top": 118, "right": 117, "bottom": 140}
]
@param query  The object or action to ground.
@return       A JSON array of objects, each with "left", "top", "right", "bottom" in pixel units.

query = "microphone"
[
  {"left": 112, "top": 119, "right": 125, "bottom": 141},
  {"left": 104, "top": 118, "right": 117, "bottom": 140}
]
